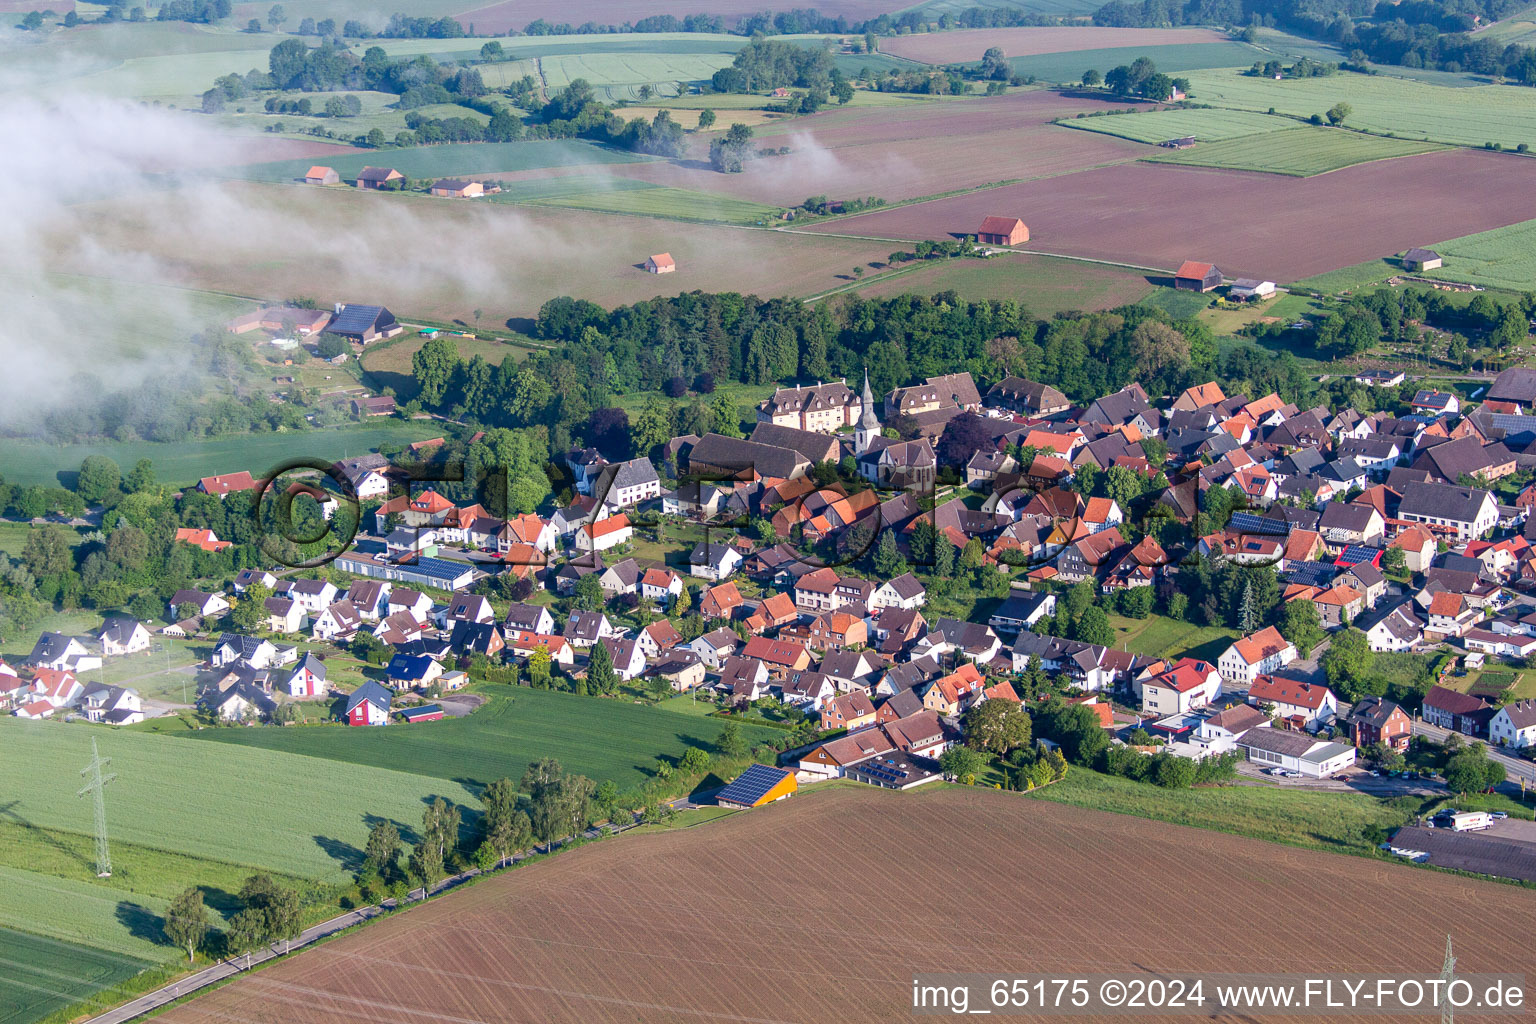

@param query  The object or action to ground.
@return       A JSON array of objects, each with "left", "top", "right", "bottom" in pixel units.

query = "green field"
[
  {"left": 1139, "top": 286, "right": 1216, "bottom": 318},
  {"left": 848, "top": 252, "right": 1155, "bottom": 314},
  {"left": 0, "top": 719, "right": 477, "bottom": 883},
  {"left": 0, "top": 925, "right": 157, "bottom": 1024},
  {"left": 227, "top": 141, "right": 651, "bottom": 183},
  {"left": 907, "top": 0, "right": 1106, "bottom": 16},
  {"left": 517, "top": 184, "right": 782, "bottom": 224},
  {"left": 1010, "top": 42, "right": 1263, "bottom": 83},
  {"left": 177, "top": 685, "right": 782, "bottom": 794},
  {"left": 1288, "top": 258, "right": 1402, "bottom": 294},
  {"left": 1185, "top": 66, "right": 1536, "bottom": 148},
  {"left": 1028, "top": 769, "right": 1413, "bottom": 854},
  {"left": 1476, "top": 5, "right": 1536, "bottom": 46},
  {"left": 0, "top": 422, "right": 448, "bottom": 489},
  {"left": 0, "top": 867, "right": 172, "bottom": 961},
  {"left": 1103, "top": 613, "right": 1235, "bottom": 661},
  {"left": 1415, "top": 217, "right": 1536, "bottom": 292},
  {"left": 1144, "top": 126, "right": 1445, "bottom": 175},
  {"left": 1061, "top": 107, "right": 1295, "bottom": 143}
]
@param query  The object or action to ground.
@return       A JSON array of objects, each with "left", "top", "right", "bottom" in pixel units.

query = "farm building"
[
  {"left": 1229, "top": 278, "right": 1276, "bottom": 301},
  {"left": 327, "top": 303, "right": 401, "bottom": 344},
  {"left": 1159, "top": 136, "right": 1197, "bottom": 149},
  {"left": 399, "top": 704, "right": 444, "bottom": 723},
  {"left": 645, "top": 253, "right": 677, "bottom": 274},
  {"left": 1174, "top": 260, "right": 1222, "bottom": 292},
  {"left": 355, "top": 166, "right": 404, "bottom": 189},
  {"left": 304, "top": 165, "right": 339, "bottom": 185},
  {"left": 715, "top": 763, "right": 797, "bottom": 809},
  {"left": 976, "top": 216, "right": 1029, "bottom": 246},
  {"left": 1402, "top": 247, "right": 1443, "bottom": 271},
  {"left": 225, "top": 305, "right": 332, "bottom": 335},
  {"left": 352, "top": 395, "right": 397, "bottom": 417},
  {"left": 430, "top": 178, "right": 484, "bottom": 198}
]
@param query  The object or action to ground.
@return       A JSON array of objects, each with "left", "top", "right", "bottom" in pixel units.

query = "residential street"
[{"left": 1412, "top": 719, "right": 1536, "bottom": 791}]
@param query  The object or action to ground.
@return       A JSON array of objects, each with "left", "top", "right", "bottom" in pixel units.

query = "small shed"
[
  {"left": 645, "top": 253, "right": 677, "bottom": 274},
  {"left": 399, "top": 704, "right": 444, "bottom": 723},
  {"left": 1174, "top": 260, "right": 1222, "bottom": 292},
  {"left": 304, "top": 165, "right": 339, "bottom": 186},
  {"left": 976, "top": 216, "right": 1029, "bottom": 246},
  {"left": 355, "top": 166, "right": 404, "bottom": 190},
  {"left": 430, "top": 178, "right": 485, "bottom": 198},
  {"left": 1159, "top": 136, "right": 1197, "bottom": 149},
  {"left": 715, "top": 763, "right": 797, "bottom": 809},
  {"left": 1403, "top": 247, "right": 1443, "bottom": 271},
  {"left": 1229, "top": 278, "right": 1276, "bottom": 301}
]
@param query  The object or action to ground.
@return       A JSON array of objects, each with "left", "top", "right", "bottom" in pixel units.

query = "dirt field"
[
  {"left": 456, "top": 0, "right": 903, "bottom": 32},
  {"left": 608, "top": 91, "right": 1147, "bottom": 206},
  {"left": 881, "top": 25, "right": 1234, "bottom": 64},
  {"left": 154, "top": 784, "right": 1536, "bottom": 1024},
  {"left": 51, "top": 181, "right": 890, "bottom": 322},
  {"left": 801, "top": 147, "right": 1536, "bottom": 281}
]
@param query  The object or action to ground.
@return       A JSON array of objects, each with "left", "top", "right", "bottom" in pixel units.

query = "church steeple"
[{"left": 855, "top": 368, "right": 881, "bottom": 455}]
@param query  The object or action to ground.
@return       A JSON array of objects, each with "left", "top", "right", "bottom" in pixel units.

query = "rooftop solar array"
[
  {"left": 1229, "top": 512, "right": 1289, "bottom": 537},
  {"left": 716, "top": 763, "right": 791, "bottom": 806},
  {"left": 1335, "top": 545, "right": 1383, "bottom": 567}
]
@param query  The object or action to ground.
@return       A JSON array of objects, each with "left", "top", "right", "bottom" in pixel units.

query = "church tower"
[{"left": 855, "top": 369, "right": 881, "bottom": 456}]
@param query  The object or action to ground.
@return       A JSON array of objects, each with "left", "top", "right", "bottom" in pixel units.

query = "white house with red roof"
[
  {"left": 1247, "top": 675, "right": 1338, "bottom": 730},
  {"left": 575, "top": 512, "right": 632, "bottom": 552},
  {"left": 1217, "top": 626, "right": 1297, "bottom": 686}
]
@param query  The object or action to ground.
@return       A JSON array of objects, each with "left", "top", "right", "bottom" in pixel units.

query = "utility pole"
[
  {"left": 1439, "top": 934, "right": 1457, "bottom": 1024},
  {"left": 78, "top": 738, "right": 117, "bottom": 878}
]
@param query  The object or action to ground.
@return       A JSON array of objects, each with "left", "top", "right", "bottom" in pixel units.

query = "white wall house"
[{"left": 1217, "top": 626, "right": 1297, "bottom": 686}]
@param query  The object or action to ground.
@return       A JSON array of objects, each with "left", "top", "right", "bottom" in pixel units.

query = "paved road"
[{"left": 1412, "top": 720, "right": 1536, "bottom": 790}]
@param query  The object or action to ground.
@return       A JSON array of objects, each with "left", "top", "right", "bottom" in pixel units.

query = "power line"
[{"left": 77, "top": 737, "right": 117, "bottom": 878}]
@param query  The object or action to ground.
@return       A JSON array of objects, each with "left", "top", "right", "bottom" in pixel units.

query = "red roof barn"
[
  {"left": 977, "top": 216, "right": 1029, "bottom": 246},
  {"left": 1174, "top": 260, "right": 1222, "bottom": 292}
]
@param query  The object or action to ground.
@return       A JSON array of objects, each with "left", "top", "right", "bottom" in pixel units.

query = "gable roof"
[
  {"left": 343, "top": 680, "right": 393, "bottom": 715},
  {"left": 1248, "top": 675, "right": 1333, "bottom": 710}
]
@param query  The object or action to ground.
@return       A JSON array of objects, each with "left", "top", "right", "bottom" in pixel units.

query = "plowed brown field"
[
  {"left": 881, "top": 26, "right": 1232, "bottom": 64},
  {"left": 800, "top": 147, "right": 1536, "bottom": 281},
  {"left": 156, "top": 784, "right": 1536, "bottom": 1024}
]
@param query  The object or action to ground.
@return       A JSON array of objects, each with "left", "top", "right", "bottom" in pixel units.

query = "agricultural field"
[
  {"left": 1185, "top": 66, "right": 1536, "bottom": 148},
  {"left": 0, "top": 866, "right": 172, "bottom": 960},
  {"left": 150, "top": 783, "right": 1536, "bottom": 1024},
  {"left": 1061, "top": 106, "right": 1295, "bottom": 143},
  {"left": 0, "top": 422, "right": 448, "bottom": 489},
  {"left": 0, "top": 718, "right": 478, "bottom": 883},
  {"left": 453, "top": 0, "right": 903, "bottom": 34},
  {"left": 0, "top": 926, "right": 158, "bottom": 1024},
  {"left": 488, "top": 177, "right": 782, "bottom": 224},
  {"left": 1415, "top": 217, "right": 1536, "bottom": 292},
  {"left": 359, "top": 333, "right": 538, "bottom": 398},
  {"left": 228, "top": 141, "right": 651, "bottom": 184},
  {"left": 1474, "top": 3, "right": 1536, "bottom": 46},
  {"left": 880, "top": 25, "right": 1234, "bottom": 64},
  {"left": 802, "top": 148, "right": 1536, "bottom": 281},
  {"left": 177, "top": 685, "right": 783, "bottom": 793},
  {"left": 846, "top": 251, "right": 1156, "bottom": 313},
  {"left": 1008, "top": 41, "right": 1265, "bottom": 83},
  {"left": 1144, "top": 126, "right": 1445, "bottom": 176},
  {"left": 905, "top": 0, "right": 1107, "bottom": 17}
]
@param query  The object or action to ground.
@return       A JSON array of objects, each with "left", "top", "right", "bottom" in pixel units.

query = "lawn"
[
  {"left": 1104, "top": 613, "right": 1235, "bottom": 661},
  {"left": 0, "top": 422, "right": 449, "bottom": 489},
  {"left": 1027, "top": 769, "right": 1416, "bottom": 853},
  {"left": 225, "top": 141, "right": 651, "bottom": 184},
  {"left": 1138, "top": 286, "right": 1215, "bottom": 318},
  {"left": 0, "top": 718, "right": 480, "bottom": 883},
  {"left": 0, "top": 925, "right": 158, "bottom": 1024},
  {"left": 1184, "top": 66, "right": 1536, "bottom": 149},
  {"left": 847, "top": 252, "right": 1156, "bottom": 315},
  {"left": 1008, "top": 42, "right": 1264, "bottom": 83},
  {"left": 1061, "top": 107, "right": 1293, "bottom": 144},
  {"left": 359, "top": 333, "right": 539, "bottom": 399},
  {"left": 1144, "top": 126, "right": 1445, "bottom": 176},
  {"left": 176, "top": 684, "right": 783, "bottom": 795},
  {"left": 1415, "top": 217, "right": 1536, "bottom": 293}
]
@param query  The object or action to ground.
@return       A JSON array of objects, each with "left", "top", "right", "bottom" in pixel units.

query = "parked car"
[{"left": 1491, "top": 811, "right": 1509, "bottom": 819}]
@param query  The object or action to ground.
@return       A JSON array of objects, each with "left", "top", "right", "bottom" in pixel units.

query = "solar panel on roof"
[
  {"left": 716, "top": 763, "right": 790, "bottom": 805},
  {"left": 1336, "top": 545, "right": 1383, "bottom": 567},
  {"left": 1229, "top": 512, "right": 1288, "bottom": 537}
]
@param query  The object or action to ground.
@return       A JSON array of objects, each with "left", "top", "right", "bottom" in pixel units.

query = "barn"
[
  {"left": 1174, "top": 260, "right": 1222, "bottom": 292},
  {"left": 355, "top": 167, "right": 404, "bottom": 190},
  {"left": 646, "top": 253, "right": 677, "bottom": 274},
  {"left": 1402, "top": 247, "right": 1444, "bottom": 271},
  {"left": 1229, "top": 278, "right": 1276, "bottom": 301},
  {"left": 976, "top": 216, "right": 1029, "bottom": 246},
  {"left": 327, "top": 303, "right": 401, "bottom": 344},
  {"left": 715, "top": 763, "right": 797, "bottom": 809},
  {"left": 304, "top": 166, "right": 339, "bottom": 186},
  {"left": 430, "top": 178, "right": 485, "bottom": 198}
]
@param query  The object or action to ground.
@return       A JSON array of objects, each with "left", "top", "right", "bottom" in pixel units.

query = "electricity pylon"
[
  {"left": 77, "top": 738, "right": 117, "bottom": 878},
  {"left": 1439, "top": 934, "right": 1457, "bottom": 1024}
]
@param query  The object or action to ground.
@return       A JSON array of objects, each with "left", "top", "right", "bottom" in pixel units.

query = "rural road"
[
  {"left": 85, "top": 822, "right": 637, "bottom": 1024},
  {"left": 1412, "top": 719, "right": 1536, "bottom": 790}
]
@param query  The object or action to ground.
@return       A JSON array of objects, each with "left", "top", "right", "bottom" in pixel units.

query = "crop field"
[
  {"left": 178, "top": 685, "right": 783, "bottom": 793},
  {"left": 512, "top": 183, "right": 782, "bottom": 223},
  {"left": 848, "top": 252, "right": 1155, "bottom": 313},
  {"left": 50, "top": 181, "right": 893, "bottom": 323},
  {"left": 802, "top": 148, "right": 1536, "bottom": 281},
  {"left": 151, "top": 783, "right": 1536, "bottom": 1024},
  {"left": 881, "top": 26, "right": 1234, "bottom": 64},
  {"left": 0, "top": 866, "right": 172, "bottom": 961},
  {"left": 1185, "top": 67, "right": 1536, "bottom": 148},
  {"left": 1007, "top": 41, "right": 1264, "bottom": 83},
  {"left": 1475, "top": 4, "right": 1536, "bottom": 45},
  {"left": 0, "top": 719, "right": 481, "bottom": 883},
  {"left": 227, "top": 140, "right": 650, "bottom": 183},
  {"left": 0, "top": 926, "right": 157, "bottom": 1024},
  {"left": 1144, "top": 126, "right": 1445, "bottom": 175},
  {"left": 1415, "top": 217, "right": 1536, "bottom": 292},
  {"left": 0, "top": 422, "right": 447, "bottom": 489},
  {"left": 455, "top": 0, "right": 905, "bottom": 34},
  {"left": 540, "top": 52, "right": 740, "bottom": 102},
  {"left": 907, "top": 0, "right": 1107, "bottom": 16},
  {"left": 1062, "top": 107, "right": 1294, "bottom": 143}
]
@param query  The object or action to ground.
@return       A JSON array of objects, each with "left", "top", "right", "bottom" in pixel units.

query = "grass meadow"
[
  {"left": 227, "top": 140, "right": 650, "bottom": 183},
  {"left": 846, "top": 252, "right": 1156, "bottom": 314},
  {"left": 0, "top": 925, "right": 158, "bottom": 1024},
  {"left": 0, "top": 866, "right": 171, "bottom": 960},
  {"left": 519, "top": 184, "right": 782, "bottom": 224},
  {"left": 177, "top": 684, "right": 784, "bottom": 794},
  {"left": 1009, "top": 41, "right": 1263, "bottom": 83},
  {"left": 1415, "top": 217, "right": 1536, "bottom": 292},
  {"left": 1184, "top": 67, "right": 1536, "bottom": 148},
  {"left": 1061, "top": 107, "right": 1293, "bottom": 143},
  {"left": 1144, "top": 126, "right": 1444, "bottom": 175},
  {"left": 1103, "top": 612, "right": 1235, "bottom": 661}
]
